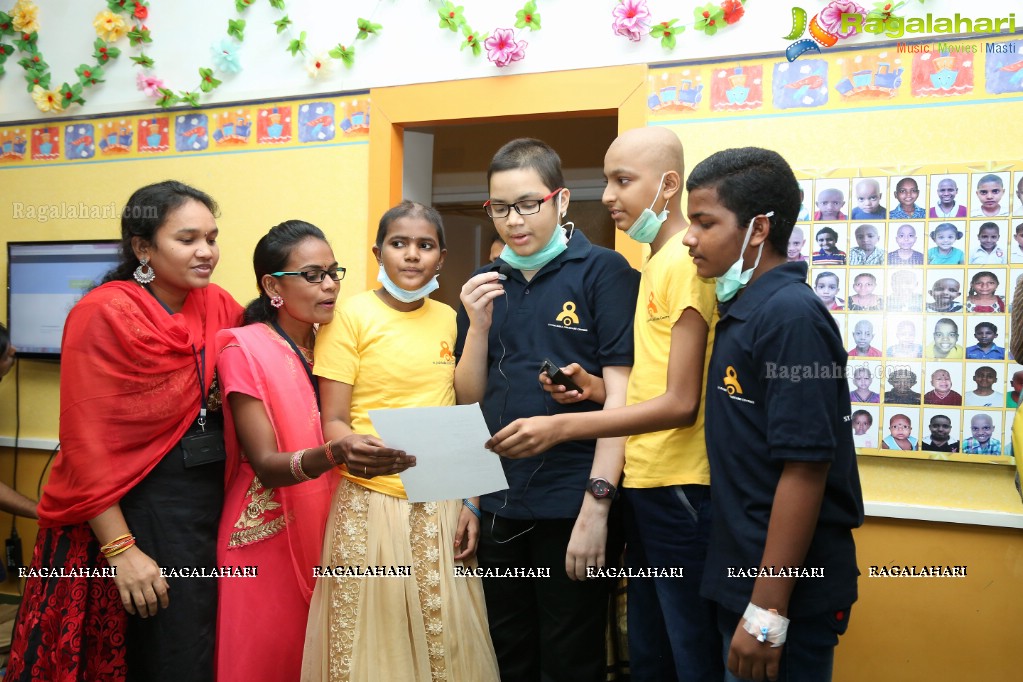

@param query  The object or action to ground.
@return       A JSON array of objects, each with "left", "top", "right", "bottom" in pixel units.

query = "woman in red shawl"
[
  {"left": 7, "top": 181, "right": 242, "bottom": 682},
  {"left": 214, "top": 221, "right": 343, "bottom": 680}
]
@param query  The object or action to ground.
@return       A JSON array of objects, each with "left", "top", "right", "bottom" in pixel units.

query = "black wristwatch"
[{"left": 586, "top": 477, "right": 617, "bottom": 500}]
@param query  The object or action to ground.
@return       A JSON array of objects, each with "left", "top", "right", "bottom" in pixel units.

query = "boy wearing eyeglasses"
[{"left": 455, "top": 138, "right": 639, "bottom": 682}]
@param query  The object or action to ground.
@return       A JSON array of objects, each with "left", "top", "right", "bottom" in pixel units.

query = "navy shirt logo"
[
  {"left": 718, "top": 365, "right": 755, "bottom": 405},
  {"left": 724, "top": 366, "right": 743, "bottom": 395},
  {"left": 557, "top": 301, "right": 580, "bottom": 326}
]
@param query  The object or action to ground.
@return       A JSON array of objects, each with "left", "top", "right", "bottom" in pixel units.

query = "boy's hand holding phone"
[{"left": 538, "top": 362, "right": 605, "bottom": 404}]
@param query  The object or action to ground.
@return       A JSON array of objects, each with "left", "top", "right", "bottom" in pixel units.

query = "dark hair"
[
  {"left": 930, "top": 414, "right": 951, "bottom": 425},
  {"left": 930, "top": 222, "right": 962, "bottom": 240},
  {"left": 243, "top": 220, "right": 329, "bottom": 325},
  {"left": 977, "top": 221, "right": 999, "bottom": 233},
  {"left": 852, "top": 409, "right": 873, "bottom": 426},
  {"left": 968, "top": 270, "right": 999, "bottom": 297},
  {"left": 888, "top": 368, "right": 917, "bottom": 386},
  {"left": 816, "top": 227, "right": 839, "bottom": 241},
  {"left": 375, "top": 200, "right": 446, "bottom": 250},
  {"left": 487, "top": 138, "right": 565, "bottom": 194},
  {"left": 976, "top": 173, "right": 1003, "bottom": 188},
  {"left": 974, "top": 321, "right": 997, "bottom": 333},
  {"left": 895, "top": 177, "right": 918, "bottom": 190},
  {"left": 101, "top": 180, "right": 219, "bottom": 284},
  {"left": 814, "top": 271, "right": 839, "bottom": 286},
  {"left": 685, "top": 147, "right": 800, "bottom": 256},
  {"left": 0, "top": 321, "right": 9, "bottom": 355}
]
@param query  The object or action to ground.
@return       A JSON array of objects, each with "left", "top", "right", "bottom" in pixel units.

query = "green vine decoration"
[{"left": 434, "top": 1, "right": 541, "bottom": 64}]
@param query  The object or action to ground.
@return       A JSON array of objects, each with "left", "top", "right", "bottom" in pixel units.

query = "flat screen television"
[{"left": 7, "top": 240, "right": 122, "bottom": 359}]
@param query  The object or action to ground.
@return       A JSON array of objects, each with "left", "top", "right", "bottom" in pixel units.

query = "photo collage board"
[{"left": 791, "top": 164, "right": 1023, "bottom": 465}]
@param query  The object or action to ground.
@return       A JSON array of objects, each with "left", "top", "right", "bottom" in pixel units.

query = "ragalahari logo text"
[{"left": 785, "top": 4, "right": 1017, "bottom": 61}]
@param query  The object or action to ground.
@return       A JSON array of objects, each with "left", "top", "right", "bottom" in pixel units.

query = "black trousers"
[
  {"left": 477, "top": 511, "right": 622, "bottom": 682},
  {"left": 119, "top": 422, "right": 225, "bottom": 682}
]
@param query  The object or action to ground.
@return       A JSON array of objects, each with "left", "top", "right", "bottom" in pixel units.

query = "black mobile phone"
[{"left": 540, "top": 359, "right": 582, "bottom": 393}]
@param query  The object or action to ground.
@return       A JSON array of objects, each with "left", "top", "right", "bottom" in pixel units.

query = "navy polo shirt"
[
  {"left": 701, "top": 261, "right": 864, "bottom": 618},
  {"left": 455, "top": 231, "right": 639, "bottom": 519}
]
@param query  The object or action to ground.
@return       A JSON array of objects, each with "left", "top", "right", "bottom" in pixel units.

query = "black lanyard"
[
  {"left": 271, "top": 320, "right": 320, "bottom": 408},
  {"left": 146, "top": 286, "right": 209, "bottom": 430}
]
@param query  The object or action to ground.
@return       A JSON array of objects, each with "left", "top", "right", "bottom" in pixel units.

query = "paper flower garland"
[
  {"left": 611, "top": 0, "right": 747, "bottom": 49},
  {"left": 0, "top": 0, "right": 142, "bottom": 112},
  {"left": 612, "top": 0, "right": 651, "bottom": 41},
  {"left": 436, "top": 1, "right": 540, "bottom": 67}
]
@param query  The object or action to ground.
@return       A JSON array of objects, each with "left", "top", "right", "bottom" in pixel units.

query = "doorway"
[
  {"left": 421, "top": 117, "right": 618, "bottom": 309},
  {"left": 366, "top": 64, "right": 650, "bottom": 301}
]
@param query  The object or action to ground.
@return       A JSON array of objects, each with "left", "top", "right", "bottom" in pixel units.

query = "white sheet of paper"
[{"left": 368, "top": 404, "right": 509, "bottom": 503}]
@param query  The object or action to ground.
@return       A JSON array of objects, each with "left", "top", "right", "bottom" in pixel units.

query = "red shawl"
[{"left": 37, "top": 281, "right": 241, "bottom": 527}]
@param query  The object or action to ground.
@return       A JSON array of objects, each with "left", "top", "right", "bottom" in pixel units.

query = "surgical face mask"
[
  {"left": 715, "top": 211, "right": 775, "bottom": 302},
  {"left": 377, "top": 264, "right": 439, "bottom": 303},
  {"left": 625, "top": 172, "right": 669, "bottom": 244},
  {"left": 499, "top": 192, "right": 570, "bottom": 271}
]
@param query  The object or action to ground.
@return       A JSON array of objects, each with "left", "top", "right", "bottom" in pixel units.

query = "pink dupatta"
[{"left": 216, "top": 323, "right": 337, "bottom": 600}]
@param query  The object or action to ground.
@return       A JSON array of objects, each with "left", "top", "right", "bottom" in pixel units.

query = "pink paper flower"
[
  {"left": 136, "top": 72, "right": 165, "bottom": 98},
  {"left": 612, "top": 0, "right": 651, "bottom": 42},
  {"left": 484, "top": 28, "right": 527, "bottom": 68},
  {"left": 819, "top": 0, "right": 866, "bottom": 38}
]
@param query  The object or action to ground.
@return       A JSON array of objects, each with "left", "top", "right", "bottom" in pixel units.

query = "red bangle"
[{"left": 324, "top": 440, "right": 340, "bottom": 468}]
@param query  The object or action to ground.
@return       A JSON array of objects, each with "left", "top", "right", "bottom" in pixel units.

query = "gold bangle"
[
  {"left": 99, "top": 533, "right": 134, "bottom": 554},
  {"left": 103, "top": 537, "right": 136, "bottom": 558}
]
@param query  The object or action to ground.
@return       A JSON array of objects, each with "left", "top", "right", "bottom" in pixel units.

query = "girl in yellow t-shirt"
[{"left": 302, "top": 201, "right": 498, "bottom": 682}]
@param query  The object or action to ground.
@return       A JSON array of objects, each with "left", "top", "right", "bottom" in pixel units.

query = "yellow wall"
[{"left": 837, "top": 517, "right": 1021, "bottom": 681}]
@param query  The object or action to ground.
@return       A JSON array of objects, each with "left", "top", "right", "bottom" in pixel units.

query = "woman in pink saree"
[{"left": 215, "top": 221, "right": 344, "bottom": 681}]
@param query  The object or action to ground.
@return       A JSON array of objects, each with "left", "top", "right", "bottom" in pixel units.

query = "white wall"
[{"left": 1, "top": 0, "right": 1017, "bottom": 122}]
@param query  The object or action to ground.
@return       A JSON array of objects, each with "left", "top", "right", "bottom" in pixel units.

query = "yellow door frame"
[{"left": 366, "top": 64, "right": 649, "bottom": 289}]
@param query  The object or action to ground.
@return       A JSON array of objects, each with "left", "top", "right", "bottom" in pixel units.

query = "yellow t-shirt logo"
[
  {"left": 723, "top": 366, "right": 743, "bottom": 395},
  {"left": 439, "top": 341, "right": 454, "bottom": 362},
  {"left": 557, "top": 301, "right": 580, "bottom": 326},
  {"left": 646, "top": 292, "right": 658, "bottom": 316}
]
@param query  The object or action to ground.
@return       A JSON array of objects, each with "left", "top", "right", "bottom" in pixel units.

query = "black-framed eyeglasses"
[
  {"left": 270, "top": 267, "right": 346, "bottom": 283},
  {"left": 484, "top": 188, "right": 563, "bottom": 219}
]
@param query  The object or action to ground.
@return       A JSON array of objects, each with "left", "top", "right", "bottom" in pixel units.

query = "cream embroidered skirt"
[{"left": 301, "top": 477, "right": 500, "bottom": 682}]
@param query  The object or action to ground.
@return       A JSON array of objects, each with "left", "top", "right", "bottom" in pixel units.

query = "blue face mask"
[
  {"left": 499, "top": 193, "right": 570, "bottom": 271},
  {"left": 715, "top": 211, "right": 775, "bottom": 302},
  {"left": 625, "top": 172, "right": 669, "bottom": 244},
  {"left": 377, "top": 264, "right": 439, "bottom": 304}
]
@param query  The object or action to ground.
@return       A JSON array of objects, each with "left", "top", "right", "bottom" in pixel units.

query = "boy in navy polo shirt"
[
  {"left": 455, "top": 138, "right": 639, "bottom": 681},
  {"left": 682, "top": 147, "right": 863, "bottom": 682}
]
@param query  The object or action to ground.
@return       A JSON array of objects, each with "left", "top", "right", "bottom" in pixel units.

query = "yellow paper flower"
[
  {"left": 93, "top": 9, "right": 128, "bottom": 43},
  {"left": 31, "top": 85, "right": 63, "bottom": 113},
  {"left": 11, "top": 0, "right": 40, "bottom": 34}
]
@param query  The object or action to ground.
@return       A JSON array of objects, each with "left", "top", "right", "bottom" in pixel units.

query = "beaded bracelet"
[
  {"left": 323, "top": 440, "right": 340, "bottom": 468},
  {"left": 290, "top": 449, "right": 313, "bottom": 482},
  {"left": 462, "top": 498, "right": 482, "bottom": 520}
]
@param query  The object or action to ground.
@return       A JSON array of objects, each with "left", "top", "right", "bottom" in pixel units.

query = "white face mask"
[
  {"left": 377, "top": 264, "right": 439, "bottom": 303},
  {"left": 714, "top": 211, "right": 775, "bottom": 302},
  {"left": 499, "top": 192, "right": 570, "bottom": 271},
  {"left": 624, "top": 172, "right": 670, "bottom": 244}
]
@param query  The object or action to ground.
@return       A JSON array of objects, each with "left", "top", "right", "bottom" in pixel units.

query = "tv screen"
[{"left": 7, "top": 240, "right": 121, "bottom": 359}]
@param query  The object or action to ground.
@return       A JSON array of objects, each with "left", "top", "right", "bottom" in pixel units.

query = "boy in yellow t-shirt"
[{"left": 486, "top": 127, "right": 722, "bottom": 681}]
